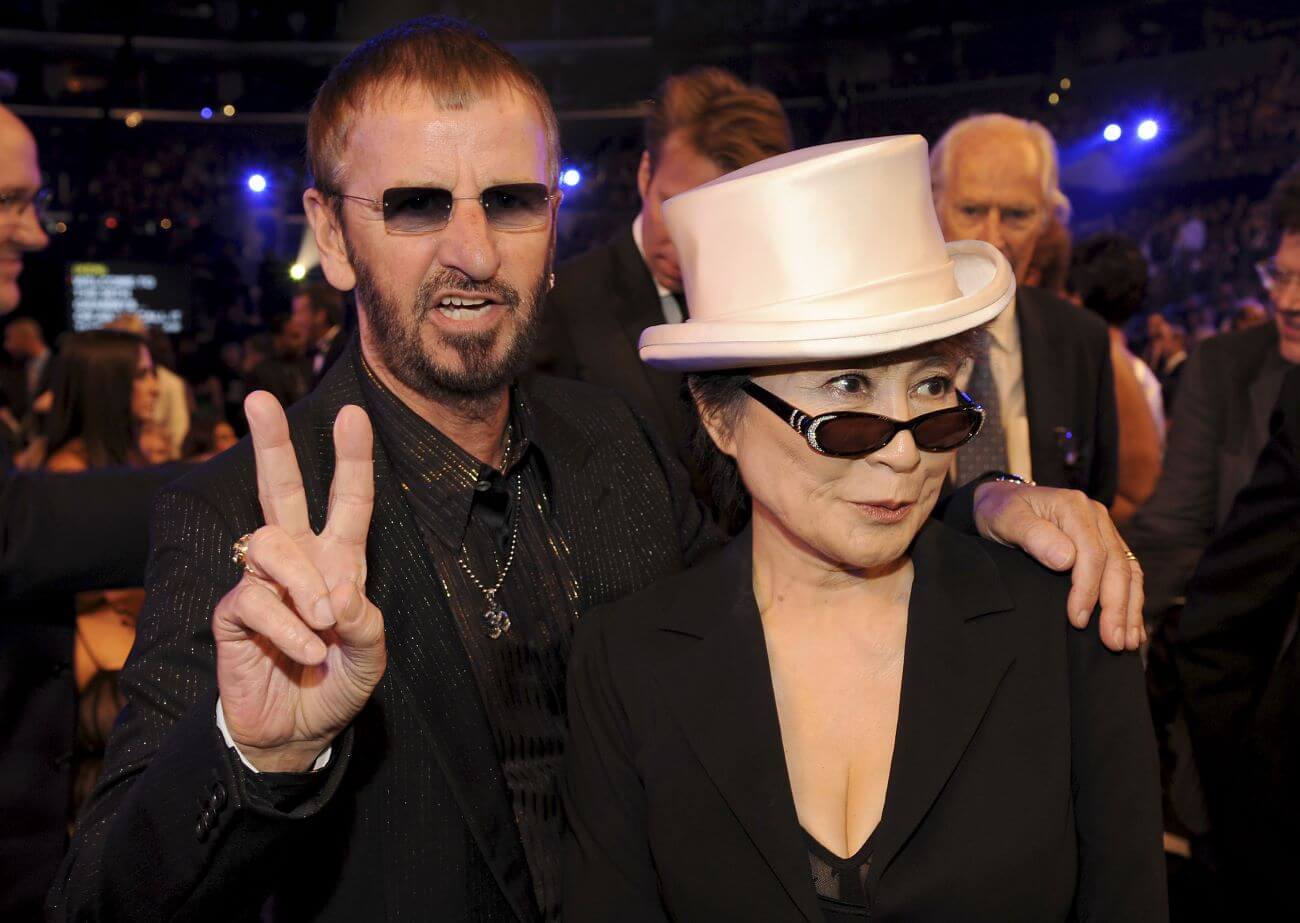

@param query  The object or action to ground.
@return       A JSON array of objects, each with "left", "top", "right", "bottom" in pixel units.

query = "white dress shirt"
[
  {"left": 956, "top": 298, "right": 1034, "bottom": 483},
  {"left": 631, "top": 215, "right": 685, "bottom": 325}
]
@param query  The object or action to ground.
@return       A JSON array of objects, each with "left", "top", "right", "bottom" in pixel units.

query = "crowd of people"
[{"left": 1, "top": 11, "right": 1298, "bottom": 923}]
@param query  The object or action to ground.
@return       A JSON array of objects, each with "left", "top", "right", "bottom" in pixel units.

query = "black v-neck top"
[{"left": 804, "top": 827, "right": 875, "bottom": 920}]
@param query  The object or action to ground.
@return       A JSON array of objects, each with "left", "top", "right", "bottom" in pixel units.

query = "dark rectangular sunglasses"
[
  {"left": 741, "top": 380, "right": 984, "bottom": 458},
  {"left": 334, "top": 183, "right": 557, "bottom": 233}
]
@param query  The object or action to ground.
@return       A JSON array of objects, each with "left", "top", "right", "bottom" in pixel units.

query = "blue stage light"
[
  {"left": 560, "top": 168, "right": 582, "bottom": 188},
  {"left": 1103, "top": 123, "right": 1122, "bottom": 142},
  {"left": 200, "top": 107, "right": 213, "bottom": 120},
  {"left": 1137, "top": 119, "right": 1159, "bottom": 141},
  {"left": 247, "top": 173, "right": 268, "bottom": 193}
]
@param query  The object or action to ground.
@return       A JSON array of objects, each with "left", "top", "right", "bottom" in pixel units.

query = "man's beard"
[{"left": 349, "top": 240, "right": 547, "bottom": 408}]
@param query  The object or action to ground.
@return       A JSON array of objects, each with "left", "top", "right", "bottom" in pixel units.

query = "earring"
[{"left": 548, "top": 272, "right": 556, "bottom": 291}]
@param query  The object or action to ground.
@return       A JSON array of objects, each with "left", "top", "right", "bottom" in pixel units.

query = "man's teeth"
[{"left": 437, "top": 296, "right": 491, "bottom": 319}]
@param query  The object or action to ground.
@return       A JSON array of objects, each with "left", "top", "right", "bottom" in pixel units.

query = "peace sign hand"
[{"left": 212, "top": 392, "right": 386, "bottom": 773}]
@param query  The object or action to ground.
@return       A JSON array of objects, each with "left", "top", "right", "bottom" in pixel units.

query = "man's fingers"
[
  {"left": 1088, "top": 501, "right": 1136, "bottom": 651},
  {"left": 328, "top": 581, "right": 387, "bottom": 684},
  {"left": 244, "top": 527, "right": 335, "bottom": 631},
  {"left": 1047, "top": 498, "right": 1108, "bottom": 631},
  {"left": 217, "top": 581, "right": 328, "bottom": 665},
  {"left": 323, "top": 405, "right": 375, "bottom": 549},
  {"left": 247, "top": 391, "right": 312, "bottom": 541}
]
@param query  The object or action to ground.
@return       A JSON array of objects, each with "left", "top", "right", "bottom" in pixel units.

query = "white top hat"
[{"left": 638, "top": 135, "right": 1015, "bottom": 371}]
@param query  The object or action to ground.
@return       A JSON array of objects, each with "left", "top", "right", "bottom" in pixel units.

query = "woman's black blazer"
[{"left": 563, "top": 521, "right": 1167, "bottom": 922}]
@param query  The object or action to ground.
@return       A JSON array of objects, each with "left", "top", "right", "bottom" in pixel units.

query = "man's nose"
[
  {"left": 7, "top": 206, "right": 50, "bottom": 253},
  {"left": 433, "top": 199, "right": 501, "bottom": 282}
]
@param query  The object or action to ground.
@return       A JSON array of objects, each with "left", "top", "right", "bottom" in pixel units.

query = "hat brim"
[{"left": 638, "top": 239, "right": 1015, "bottom": 371}]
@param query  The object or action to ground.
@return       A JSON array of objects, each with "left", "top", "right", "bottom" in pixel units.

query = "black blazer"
[
  {"left": 1015, "top": 286, "right": 1119, "bottom": 504},
  {"left": 49, "top": 344, "right": 718, "bottom": 923},
  {"left": 563, "top": 523, "right": 1166, "bottom": 922},
  {"left": 1127, "top": 322, "right": 1293, "bottom": 621},
  {"left": 0, "top": 463, "right": 186, "bottom": 920},
  {"left": 536, "top": 228, "right": 692, "bottom": 471},
  {"left": 1174, "top": 364, "right": 1300, "bottom": 916}
]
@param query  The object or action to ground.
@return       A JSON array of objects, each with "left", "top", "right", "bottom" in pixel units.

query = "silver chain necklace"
[{"left": 456, "top": 426, "right": 520, "bottom": 640}]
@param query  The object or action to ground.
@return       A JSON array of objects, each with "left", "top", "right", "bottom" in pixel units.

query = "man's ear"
[
  {"left": 636, "top": 150, "right": 652, "bottom": 205},
  {"left": 303, "top": 188, "right": 357, "bottom": 292}
]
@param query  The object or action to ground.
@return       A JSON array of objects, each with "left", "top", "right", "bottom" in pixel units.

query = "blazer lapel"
[
  {"left": 1016, "top": 289, "right": 1069, "bottom": 488},
  {"left": 305, "top": 348, "right": 539, "bottom": 923},
  {"left": 654, "top": 534, "right": 822, "bottom": 923},
  {"left": 607, "top": 230, "right": 689, "bottom": 446},
  {"left": 871, "top": 523, "right": 1017, "bottom": 877}
]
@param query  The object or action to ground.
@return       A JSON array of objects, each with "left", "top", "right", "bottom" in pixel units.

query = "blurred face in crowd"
[
  {"left": 1269, "top": 231, "right": 1300, "bottom": 363},
  {"left": 0, "top": 106, "right": 50, "bottom": 315},
  {"left": 702, "top": 352, "right": 964, "bottom": 574},
  {"left": 138, "top": 426, "right": 170, "bottom": 465},
  {"left": 212, "top": 420, "right": 238, "bottom": 454},
  {"left": 305, "top": 85, "right": 557, "bottom": 401},
  {"left": 276, "top": 321, "right": 307, "bottom": 359},
  {"left": 637, "top": 132, "right": 726, "bottom": 294},
  {"left": 935, "top": 124, "right": 1047, "bottom": 284},
  {"left": 131, "top": 344, "right": 159, "bottom": 424},
  {"left": 291, "top": 293, "right": 325, "bottom": 344},
  {"left": 4, "top": 319, "right": 43, "bottom": 360}
]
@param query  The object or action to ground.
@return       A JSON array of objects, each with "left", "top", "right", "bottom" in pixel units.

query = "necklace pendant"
[{"left": 483, "top": 592, "right": 511, "bottom": 640}]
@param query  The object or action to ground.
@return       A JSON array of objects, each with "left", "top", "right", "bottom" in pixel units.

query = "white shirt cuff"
[{"left": 215, "top": 698, "right": 332, "bottom": 773}]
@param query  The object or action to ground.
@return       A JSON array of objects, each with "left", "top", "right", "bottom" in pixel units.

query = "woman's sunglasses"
[
  {"left": 330, "top": 183, "right": 558, "bottom": 233},
  {"left": 741, "top": 381, "right": 984, "bottom": 458}
]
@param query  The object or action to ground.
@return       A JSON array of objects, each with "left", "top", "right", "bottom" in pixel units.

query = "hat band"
[{"left": 689, "top": 259, "right": 963, "bottom": 325}]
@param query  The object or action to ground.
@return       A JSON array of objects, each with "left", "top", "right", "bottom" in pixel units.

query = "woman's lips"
[{"left": 853, "top": 500, "right": 915, "bottom": 524}]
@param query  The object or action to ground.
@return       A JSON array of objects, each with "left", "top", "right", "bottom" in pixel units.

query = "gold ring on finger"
[
  {"left": 1122, "top": 549, "right": 1139, "bottom": 561},
  {"left": 232, "top": 533, "right": 254, "bottom": 569}
]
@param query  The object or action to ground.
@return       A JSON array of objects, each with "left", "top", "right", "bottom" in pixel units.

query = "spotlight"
[
  {"left": 1137, "top": 119, "right": 1159, "bottom": 141},
  {"left": 1059, "top": 77, "right": 1072, "bottom": 90},
  {"left": 160, "top": 218, "right": 173, "bottom": 230},
  {"left": 104, "top": 216, "right": 118, "bottom": 230},
  {"left": 200, "top": 107, "right": 213, "bottom": 120},
  {"left": 124, "top": 111, "right": 143, "bottom": 128},
  {"left": 289, "top": 263, "right": 307, "bottom": 281},
  {"left": 222, "top": 104, "right": 236, "bottom": 118},
  {"left": 247, "top": 173, "right": 268, "bottom": 193},
  {"left": 560, "top": 167, "right": 582, "bottom": 188},
  {"left": 1103, "top": 123, "right": 1123, "bottom": 142},
  {"left": 1047, "top": 92, "right": 1060, "bottom": 106}
]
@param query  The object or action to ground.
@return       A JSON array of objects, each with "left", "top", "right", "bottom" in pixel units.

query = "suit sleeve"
[
  {"left": 1173, "top": 376, "right": 1300, "bottom": 819},
  {"left": 1088, "top": 326, "right": 1120, "bottom": 507},
  {"left": 563, "top": 608, "right": 672, "bottom": 922},
  {"left": 1124, "top": 343, "right": 1226, "bottom": 620},
  {"left": 47, "top": 483, "right": 353, "bottom": 922},
  {"left": 0, "top": 464, "right": 187, "bottom": 605},
  {"left": 1068, "top": 610, "right": 1168, "bottom": 921},
  {"left": 619, "top": 393, "right": 724, "bottom": 566}
]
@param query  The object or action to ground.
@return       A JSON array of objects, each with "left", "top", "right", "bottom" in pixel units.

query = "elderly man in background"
[{"left": 931, "top": 113, "right": 1118, "bottom": 503}]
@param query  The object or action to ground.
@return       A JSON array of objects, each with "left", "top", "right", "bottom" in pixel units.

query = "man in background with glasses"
[
  {"left": 1128, "top": 160, "right": 1300, "bottom": 625},
  {"left": 0, "top": 104, "right": 49, "bottom": 320}
]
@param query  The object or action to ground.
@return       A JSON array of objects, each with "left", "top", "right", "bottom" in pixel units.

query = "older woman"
[{"left": 562, "top": 137, "right": 1166, "bottom": 921}]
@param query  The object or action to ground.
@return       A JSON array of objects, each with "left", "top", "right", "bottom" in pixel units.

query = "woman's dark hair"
[
  {"left": 44, "top": 330, "right": 149, "bottom": 469},
  {"left": 1068, "top": 233, "right": 1150, "bottom": 326},
  {"left": 686, "top": 327, "right": 987, "bottom": 525}
]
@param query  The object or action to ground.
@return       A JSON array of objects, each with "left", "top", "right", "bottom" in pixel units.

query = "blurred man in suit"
[
  {"left": 539, "top": 68, "right": 791, "bottom": 483},
  {"left": 931, "top": 114, "right": 1118, "bottom": 503},
  {"left": 291, "top": 280, "right": 347, "bottom": 382},
  {"left": 1128, "top": 160, "right": 1300, "bottom": 623}
]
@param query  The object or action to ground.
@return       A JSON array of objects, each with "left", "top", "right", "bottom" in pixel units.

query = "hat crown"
[{"left": 664, "top": 135, "right": 954, "bottom": 324}]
